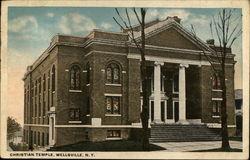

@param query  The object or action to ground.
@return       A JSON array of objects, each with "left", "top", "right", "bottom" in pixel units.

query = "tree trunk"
[
  {"left": 140, "top": 8, "right": 150, "bottom": 151},
  {"left": 220, "top": 62, "right": 230, "bottom": 150},
  {"left": 141, "top": 75, "right": 150, "bottom": 151}
]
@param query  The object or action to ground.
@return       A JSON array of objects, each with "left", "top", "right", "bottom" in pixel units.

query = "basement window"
[{"left": 107, "top": 130, "right": 121, "bottom": 138}]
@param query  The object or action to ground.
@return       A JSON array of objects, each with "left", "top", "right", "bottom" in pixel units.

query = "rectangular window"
[
  {"left": 212, "top": 100, "right": 221, "bottom": 116},
  {"left": 35, "top": 103, "right": 37, "bottom": 117},
  {"left": 107, "top": 130, "right": 121, "bottom": 138},
  {"left": 42, "top": 132, "right": 45, "bottom": 146},
  {"left": 212, "top": 75, "right": 221, "bottom": 89},
  {"left": 34, "top": 131, "right": 36, "bottom": 145},
  {"left": 43, "top": 77, "right": 46, "bottom": 91},
  {"left": 173, "top": 74, "right": 179, "bottom": 93},
  {"left": 106, "top": 96, "right": 120, "bottom": 114},
  {"left": 47, "top": 133, "right": 49, "bottom": 145},
  {"left": 39, "top": 78, "right": 41, "bottom": 94},
  {"left": 69, "top": 108, "right": 80, "bottom": 121},
  {"left": 26, "top": 130, "right": 29, "bottom": 144},
  {"left": 23, "top": 129, "right": 26, "bottom": 142},
  {"left": 38, "top": 132, "right": 40, "bottom": 146},
  {"left": 43, "top": 98, "right": 45, "bottom": 116}
]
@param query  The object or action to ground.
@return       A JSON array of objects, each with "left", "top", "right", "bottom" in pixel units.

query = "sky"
[{"left": 7, "top": 7, "right": 242, "bottom": 125}]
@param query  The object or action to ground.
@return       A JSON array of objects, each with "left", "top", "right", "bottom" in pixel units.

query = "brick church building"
[{"left": 23, "top": 16, "right": 236, "bottom": 149}]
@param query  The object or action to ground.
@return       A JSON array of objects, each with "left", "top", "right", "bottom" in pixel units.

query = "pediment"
[{"left": 142, "top": 22, "right": 212, "bottom": 52}]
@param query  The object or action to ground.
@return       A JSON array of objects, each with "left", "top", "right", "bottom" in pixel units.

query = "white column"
[
  {"left": 178, "top": 64, "right": 189, "bottom": 124},
  {"left": 153, "top": 61, "right": 164, "bottom": 123}
]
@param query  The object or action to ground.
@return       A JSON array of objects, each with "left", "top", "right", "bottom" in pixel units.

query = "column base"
[
  {"left": 153, "top": 119, "right": 164, "bottom": 124},
  {"left": 165, "top": 119, "right": 175, "bottom": 124},
  {"left": 176, "top": 119, "right": 189, "bottom": 124}
]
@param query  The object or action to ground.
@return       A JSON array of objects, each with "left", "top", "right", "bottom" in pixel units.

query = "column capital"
[
  {"left": 179, "top": 63, "right": 189, "bottom": 68},
  {"left": 154, "top": 61, "right": 164, "bottom": 66}
]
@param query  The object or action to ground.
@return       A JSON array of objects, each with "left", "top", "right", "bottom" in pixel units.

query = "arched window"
[
  {"left": 106, "top": 63, "right": 120, "bottom": 84},
  {"left": 47, "top": 69, "right": 50, "bottom": 111},
  {"left": 70, "top": 65, "right": 81, "bottom": 90},
  {"left": 51, "top": 66, "right": 55, "bottom": 107},
  {"left": 52, "top": 65, "right": 55, "bottom": 92},
  {"left": 43, "top": 74, "right": 46, "bottom": 91}
]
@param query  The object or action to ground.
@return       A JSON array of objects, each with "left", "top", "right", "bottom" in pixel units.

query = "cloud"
[
  {"left": 145, "top": 9, "right": 159, "bottom": 21},
  {"left": 9, "top": 16, "right": 38, "bottom": 33},
  {"left": 187, "top": 15, "right": 209, "bottom": 25},
  {"left": 159, "top": 9, "right": 191, "bottom": 21},
  {"left": 59, "top": 13, "right": 96, "bottom": 34},
  {"left": 46, "top": 12, "right": 54, "bottom": 18},
  {"left": 100, "top": 22, "right": 112, "bottom": 29},
  {"left": 8, "top": 15, "right": 54, "bottom": 41},
  {"left": 148, "top": 9, "right": 159, "bottom": 17}
]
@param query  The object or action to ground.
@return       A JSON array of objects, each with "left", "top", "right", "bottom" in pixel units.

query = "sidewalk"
[{"left": 151, "top": 140, "right": 242, "bottom": 152}]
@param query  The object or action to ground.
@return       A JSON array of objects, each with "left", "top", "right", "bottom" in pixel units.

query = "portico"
[{"left": 149, "top": 61, "right": 191, "bottom": 124}]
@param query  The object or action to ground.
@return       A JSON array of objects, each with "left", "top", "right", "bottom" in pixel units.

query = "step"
[{"left": 150, "top": 124, "right": 221, "bottom": 142}]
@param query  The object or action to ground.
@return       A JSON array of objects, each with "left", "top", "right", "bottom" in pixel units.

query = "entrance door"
[
  {"left": 174, "top": 102, "right": 179, "bottom": 122},
  {"left": 151, "top": 101, "right": 154, "bottom": 121},
  {"left": 161, "top": 101, "right": 165, "bottom": 121}
]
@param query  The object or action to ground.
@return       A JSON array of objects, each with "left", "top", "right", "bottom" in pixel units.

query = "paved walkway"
[{"left": 152, "top": 141, "right": 242, "bottom": 152}]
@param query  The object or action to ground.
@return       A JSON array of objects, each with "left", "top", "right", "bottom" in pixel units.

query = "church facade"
[{"left": 23, "top": 16, "right": 236, "bottom": 148}]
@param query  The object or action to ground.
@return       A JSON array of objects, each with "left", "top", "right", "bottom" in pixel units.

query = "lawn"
[{"left": 48, "top": 140, "right": 166, "bottom": 151}]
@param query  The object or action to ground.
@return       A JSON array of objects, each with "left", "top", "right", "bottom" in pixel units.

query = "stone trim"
[
  {"left": 69, "top": 90, "right": 82, "bottom": 93},
  {"left": 212, "top": 98, "right": 223, "bottom": 101},
  {"left": 206, "top": 123, "right": 236, "bottom": 128},
  {"left": 55, "top": 125, "right": 142, "bottom": 128},
  {"left": 105, "top": 84, "right": 122, "bottom": 87},
  {"left": 212, "top": 115, "right": 221, "bottom": 118},
  {"left": 84, "top": 50, "right": 127, "bottom": 58},
  {"left": 68, "top": 121, "right": 82, "bottom": 124},
  {"left": 105, "top": 114, "right": 122, "bottom": 117},
  {"left": 212, "top": 89, "right": 223, "bottom": 92},
  {"left": 104, "top": 93, "right": 122, "bottom": 96},
  {"left": 106, "top": 137, "right": 122, "bottom": 140},
  {"left": 24, "top": 124, "right": 49, "bottom": 127}
]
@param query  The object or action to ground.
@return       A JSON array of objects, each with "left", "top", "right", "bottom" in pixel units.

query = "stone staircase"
[{"left": 150, "top": 124, "right": 221, "bottom": 142}]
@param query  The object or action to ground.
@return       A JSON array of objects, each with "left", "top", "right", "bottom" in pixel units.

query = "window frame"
[
  {"left": 212, "top": 73, "right": 222, "bottom": 90},
  {"left": 107, "top": 130, "right": 121, "bottom": 138},
  {"left": 105, "top": 96, "right": 121, "bottom": 115},
  {"left": 69, "top": 108, "right": 80, "bottom": 121},
  {"left": 212, "top": 100, "right": 221, "bottom": 116},
  {"left": 106, "top": 62, "right": 121, "bottom": 84},
  {"left": 70, "top": 65, "right": 81, "bottom": 90},
  {"left": 52, "top": 65, "right": 55, "bottom": 92}
]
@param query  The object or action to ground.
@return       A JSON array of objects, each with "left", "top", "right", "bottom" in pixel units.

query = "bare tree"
[
  {"left": 190, "top": 9, "right": 242, "bottom": 151},
  {"left": 113, "top": 8, "right": 150, "bottom": 151}
]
